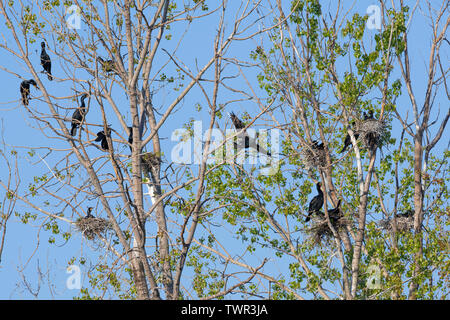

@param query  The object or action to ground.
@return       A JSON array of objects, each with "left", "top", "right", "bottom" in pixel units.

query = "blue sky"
[{"left": 0, "top": 1, "right": 448, "bottom": 299}]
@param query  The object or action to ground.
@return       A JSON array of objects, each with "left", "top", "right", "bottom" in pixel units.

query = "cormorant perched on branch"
[
  {"left": 365, "top": 111, "right": 378, "bottom": 150},
  {"left": 97, "top": 57, "right": 116, "bottom": 73},
  {"left": 230, "top": 112, "right": 271, "bottom": 156},
  {"left": 395, "top": 209, "right": 414, "bottom": 218},
  {"left": 127, "top": 126, "right": 133, "bottom": 152},
  {"left": 40, "top": 42, "right": 53, "bottom": 81},
  {"left": 70, "top": 93, "right": 88, "bottom": 136},
  {"left": 311, "top": 140, "right": 324, "bottom": 150},
  {"left": 340, "top": 121, "right": 359, "bottom": 154},
  {"left": 230, "top": 112, "right": 246, "bottom": 130},
  {"left": 364, "top": 110, "right": 374, "bottom": 120},
  {"left": 85, "top": 207, "right": 94, "bottom": 218},
  {"left": 20, "top": 79, "right": 39, "bottom": 106},
  {"left": 328, "top": 199, "right": 342, "bottom": 223},
  {"left": 95, "top": 129, "right": 111, "bottom": 151},
  {"left": 305, "top": 182, "right": 324, "bottom": 222}
]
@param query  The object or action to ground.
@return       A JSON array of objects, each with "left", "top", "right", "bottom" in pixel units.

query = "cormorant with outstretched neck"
[
  {"left": 340, "top": 121, "right": 359, "bottom": 154},
  {"left": 40, "top": 42, "right": 53, "bottom": 80},
  {"left": 230, "top": 112, "right": 245, "bottom": 130},
  {"left": 85, "top": 207, "right": 94, "bottom": 218},
  {"left": 95, "top": 129, "right": 111, "bottom": 151},
  {"left": 70, "top": 94, "right": 88, "bottom": 136},
  {"left": 20, "top": 79, "right": 38, "bottom": 106},
  {"left": 305, "top": 182, "right": 324, "bottom": 222}
]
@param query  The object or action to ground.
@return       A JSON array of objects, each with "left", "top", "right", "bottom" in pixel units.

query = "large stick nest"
[
  {"left": 141, "top": 152, "right": 161, "bottom": 175},
  {"left": 356, "top": 119, "right": 388, "bottom": 150},
  {"left": 307, "top": 216, "right": 352, "bottom": 245},
  {"left": 379, "top": 216, "right": 414, "bottom": 233},
  {"left": 75, "top": 216, "right": 113, "bottom": 240},
  {"left": 300, "top": 143, "right": 327, "bottom": 169}
]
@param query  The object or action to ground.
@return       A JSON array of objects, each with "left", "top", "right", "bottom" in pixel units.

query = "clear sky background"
[{"left": 0, "top": 1, "right": 448, "bottom": 299}]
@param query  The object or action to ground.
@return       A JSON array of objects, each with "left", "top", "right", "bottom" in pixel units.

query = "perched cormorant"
[
  {"left": 340, "top": 121, "right": 359, "bottom": 154},
  {"left": 97, "top": 57, "right": 116, "bottom": 73},
  {"left": 20, "top": 79, "right": 38, "bottom": 106},
  {"left": 395, "top": 209, "right": 414, "bottom": 218},
  {"left": 327, "top": 199, "right": 342, "bottom": 223},
  {"left": 305, "top": 182, "right": 324, "bottom": 222},
  {"left": 95, "top": 129, "right": 111, "bottom": 150},
  {"left": 127, "top": 126, "right": 133, "bottom": 152},
  {"left": 311, "top": 140, "right": 324, "bottom": 150},
  {"left": 40, "top": 42, "right": 53, "bottom": 81},
  {"left": 85, "top": 207, "right": 94, "bottom": 218},
  {"left": 230, "top": 113, "right": 271, "bottom": 156},
  {"left": 364, "top": 110, "right": 374, "bottom": 120},
  {"left": 70, "top": 94, "right": 88, "bottom": 136},
  {"left": 230, "top": 112, "right": 245, "bottom": 130}
]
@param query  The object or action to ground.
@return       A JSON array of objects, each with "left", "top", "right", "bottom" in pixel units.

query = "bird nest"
[
  {"left": 379, "top": 216, "right": 414, "bottom": 233},
  {"left": 307, "top": 216, "right": 351, "bottom": 245},
  {"left": 300, "top": 144, "right": 326, "bottom": 169},
  {"left": 75, "top": 217, "right": 113, "bottom": 240},
  {"left": 141, "top": 152, "right": 161, "bottom": 174},
  {"left": 356, "top": 119, "right": 387, "bottom": 150}
]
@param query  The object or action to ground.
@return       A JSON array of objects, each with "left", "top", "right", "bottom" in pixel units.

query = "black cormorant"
[
  {"left": 230, "top": 113, "right": 271, "bottom": 156},
  {"left": 127, "top": 126, "right": 133, "bottom": 152},
  {"left": 40, "top": 42, "right": 53, "bottom": 81},
  {"left": 95, "top": 129, "right": 111, "bottom": 150},
  {"left": 305, "top": 182, "right": 324, "bottom": 222},
  {"left": 328, "top": 199, "right": 342, "bottom": 223},
  {"left": 230, "top": 112, "right": 245, "bottom": 130},
  {"left": 340, "top": 121, "right": 359, "bottom": 154},
  {"left": 70, "top": 94, "right": 88, "bottom": 136},
  {"left": 395, "top": 209, "right": 414, "bottom": 218},
  {"left": 20, "top": 79, "right": 38, "bottom": 106},
  {"left": 311, "top": 140, "right": 324, "bottom": 150},
  {"left": 85, "top": 207, "right": 94, "bottom": 218},
  {"left": 364, "top": 110, "right": 374, "bottom": 120}
]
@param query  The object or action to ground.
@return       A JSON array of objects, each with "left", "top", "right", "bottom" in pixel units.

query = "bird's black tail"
[
  {"left": 70, "top": 125, "right": 77, "bottom": 136},
  {"left": 47, "top": 72, "right": 53, "bottom": 81},
  {"left": 304, "top": 211, "right": 312, "bottom": 222}
]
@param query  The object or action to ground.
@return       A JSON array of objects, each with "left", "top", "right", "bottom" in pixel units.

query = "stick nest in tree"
[
  {"left": 379, "top": 216, "right": 414, "bottom": 233},
  {"left": 300, "top": 144, "right": 327, "bottom": 169},
  {"left": 356, "top": 119, "right": 387, "bottom": 150},
  {"left": 75, "top": 216, "right": 113, "bottom": 240},
  {"left": 307, "top": 216, "right": 352, "bottom": 246},
  {"left": 141, "top": 152, "right": 161, "bottom": 175}
]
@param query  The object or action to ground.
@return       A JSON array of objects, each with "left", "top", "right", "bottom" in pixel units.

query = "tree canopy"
[{"left": 0, "top": 0, "right": 448, "bottom": 300}]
